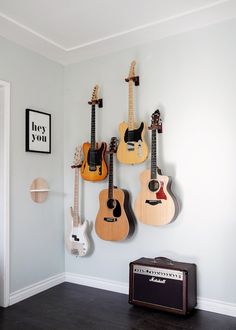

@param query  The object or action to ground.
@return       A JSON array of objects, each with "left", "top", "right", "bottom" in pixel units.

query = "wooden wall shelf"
[{"left": 30, "top": 178, "right": 49, "bottom": 203}]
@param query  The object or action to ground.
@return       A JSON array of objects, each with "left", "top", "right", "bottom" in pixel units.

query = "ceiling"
[{"left": 0, "top": 0, "right": 236, "bottom": 65}]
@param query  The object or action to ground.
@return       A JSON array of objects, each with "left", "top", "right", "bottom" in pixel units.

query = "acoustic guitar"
[
  {"left": 117, "top": 61, "right": 148, "bottom": 164},
  {"left": 81, "top": 85, "right": 108, "bottom": 181},
  {"left": 66, "top": 146, "right": 90, "bottom": 256},
  {"left": 135, "top": 110, "right": 178, "bottom": 226},
  {"left": 95, "top": 137, "right": 135, "bottom": 241}
]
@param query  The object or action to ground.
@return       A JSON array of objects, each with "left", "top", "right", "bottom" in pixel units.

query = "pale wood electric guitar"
[
  {"left": 135, "top": 110, "right": 178, "bottom": 226},
  {"left": 117, "top": 61, "right": 148, "bottom": 164},
  {"left": 66, "top": 146, "right": 90, "bottom": 256}
]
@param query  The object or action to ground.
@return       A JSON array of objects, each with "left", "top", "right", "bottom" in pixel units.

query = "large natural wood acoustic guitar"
[
  {"left": 81, "top": 85, "right": 108, "bottom": 181},
  {"left": 95, "top": 137, "right": 135, "bottom": 241},
  {"left": 117, "top": 61, "right": 148, "bottom": 164},
  {"left": 66, "top": 146, "right": 90, "bottom": 256},
  {"left": 135, "top": 110, "right": 178, "bottom": 226}
]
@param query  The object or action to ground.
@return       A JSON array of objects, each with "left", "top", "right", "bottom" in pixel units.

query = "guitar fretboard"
[
  {"left": 90, "top": 104, "right": 96, "bottom": 151},
  {"left": 128, "top": 80, "right": 135, "bottom": 130},
  {"left": 108, "top": 153, "right": 114, "bottom": 200},
  {"left": 151, "top": 129, "right": 157, "bottom": 179},
  {"left": 73, "top": 168, "right": 80, "bottom": 226}
]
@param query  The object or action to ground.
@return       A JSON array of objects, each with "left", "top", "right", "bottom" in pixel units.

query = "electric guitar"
[
  {"left": 66, "top": 146, "right": 90, "bottom": 256},
  {"left": 117, "top": 61, "right": 148, "bottom": 164},
  {"left": 135, "top": 110, "right": 178, "bottom": 226},
  {"left": 95, "top": 137, "right": 135, "bottom": 241},
  {"left": 81, "top": 85, "right": 108, "bottom": 181}
]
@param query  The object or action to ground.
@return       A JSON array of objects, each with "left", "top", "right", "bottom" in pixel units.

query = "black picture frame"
[{"left": 25, "top": 109, "right": 51, "bottom": 153}]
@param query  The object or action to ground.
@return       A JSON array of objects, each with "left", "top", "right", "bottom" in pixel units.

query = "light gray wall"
[
  {"left": 0, "top": 87, "right": 4, "bottom": 303},
  {"left": 0, "top": 36, "right": 65, "bottom": 293},
  {"left": 64, "top": 19, "right": 236, "bottom": 304}
]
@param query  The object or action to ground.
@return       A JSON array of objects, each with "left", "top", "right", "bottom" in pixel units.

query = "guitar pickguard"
[
  {"left": 156, "top": 182, "right": 167, "bottom": 200},
  {"left": 124, "top": 122, "right": 144, "bottom": 144},
  {"left": 87, "top": 143, "right": 105, "bottom": 172}
]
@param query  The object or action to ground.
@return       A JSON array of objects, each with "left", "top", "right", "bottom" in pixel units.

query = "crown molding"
[{"left": 0, "top": 0, "right": 236, "bottom": 65}]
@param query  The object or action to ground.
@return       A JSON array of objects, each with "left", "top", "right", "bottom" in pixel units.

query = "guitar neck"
[
  {"left": 108, "top": 153, "right": 114, "bottom": 199},
  {"left": 90, "top": 104, "right": 96, "bottom": 150},
  {"left": 151, "top": 129, "right": 157, "bottom": 179},
  {"left": 73, "top": 168, "right": 80, "bottom": 226},
  {"left": 128, "top": 80, "right": 135, "bottom": 130}
]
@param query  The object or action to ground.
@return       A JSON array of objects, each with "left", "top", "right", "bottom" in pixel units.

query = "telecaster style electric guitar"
[
  {"left": 66, "top": 146, "right": 90, "bottom": 256},
  {"left": 95, "top": 137, "right": 135, "bottom": 241},
  {"left": 81, "top": 85, "right": 108, "bottom": 181},
  {"left": 117, "top": 61, "right": 148, "bottom": 164},
  {"left": 135, "top": 110, "right": 178, "bottom": 226}
]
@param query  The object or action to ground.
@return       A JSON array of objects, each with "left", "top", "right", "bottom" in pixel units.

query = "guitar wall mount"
[
  {"left": 88, "top": 98, "right": 103, "bottom": 108},
  {"left": 125, "top": 76, "right": 140, "bottom": 86}
]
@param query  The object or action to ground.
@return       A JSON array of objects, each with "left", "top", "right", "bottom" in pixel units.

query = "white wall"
[
  {"left": 64, "top": 18, "right": 236, "bottom": 304},
  {"left": 0, "top": 36, "right": 65, "bottom": 293},
  {"left": 0, "top": 86, "right": 4, "bottom": 304}
]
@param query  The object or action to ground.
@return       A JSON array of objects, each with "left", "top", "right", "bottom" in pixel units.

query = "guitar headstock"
[
  {"left": 71, "top": 145, "right": 82, "bottom": 168},
  {"left": 108, "top": 137, "right": 118, "bottom": 154},
  {"left": 125, "top": 60, "right": 139, "bottom": 85},
  {"left": 88, "top": 85, "right": 103, "bottom": 108},
  {"left": 149, "top": 109, "right": 162, "bottom": 133},
  {"left": 129, "top": 61, "right": 136, "bottom": 79}
]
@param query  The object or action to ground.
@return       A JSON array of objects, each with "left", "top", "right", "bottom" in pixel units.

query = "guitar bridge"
[
  {"left": 145, "top": 200, "right": 162, "bottom": 206},
  {"left": 104, "top": 217, "right": 117, "bottom": 222}
]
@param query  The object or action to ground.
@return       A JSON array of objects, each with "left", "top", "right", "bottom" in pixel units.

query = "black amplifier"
[{"left": 129, "top": 257, "right": 197, "bottom": 315}]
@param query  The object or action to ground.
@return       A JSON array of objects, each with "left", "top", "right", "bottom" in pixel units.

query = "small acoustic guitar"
[
  {"left": 135, "top": 110, "right": 178, "bottom": 226},
  {"left": 117, "top": 61, "right": 148, "bottom": 164},
  {"left": 95, "top": 137, "right": 135, "bottom": 241},
  {"left": 66, "top": 146, "right": 90, "bottom": 256},
  {"left": 81, "top": 85, "right": 108, "bottom": 181}
]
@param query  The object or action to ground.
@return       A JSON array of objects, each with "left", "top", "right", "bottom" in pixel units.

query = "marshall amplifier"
[{"left": 129, "top": 257, "right": 197, "bottom": 315}]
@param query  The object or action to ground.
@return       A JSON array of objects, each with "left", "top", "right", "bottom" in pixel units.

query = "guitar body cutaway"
[
  {"left": 81, "top": 142, "right": 108, "bottom": 181},
  {"left": 117, "top": 121, "right": 148, "bottom": 164},
  {"left": 135, "top": 169, "right": 178, "bottom": 226},
  {"left": 95, "top": 188, "right": 134, "bottom": 241}
]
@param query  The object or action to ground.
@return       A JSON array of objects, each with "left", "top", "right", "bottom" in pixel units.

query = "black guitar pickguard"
[
  {"left": 124, "top": 122, "right": 144, "bottom": 143},
  {"left": 87, "top": 143, "right": 106, "bottom": 171}
]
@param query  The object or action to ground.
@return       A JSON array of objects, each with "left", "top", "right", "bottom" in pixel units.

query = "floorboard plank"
[{"left": 0, "top": 283, "right": 235, "bottom": 329}]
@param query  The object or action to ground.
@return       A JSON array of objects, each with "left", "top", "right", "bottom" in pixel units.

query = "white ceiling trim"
[
  {"left": 0, "top": 12, "right": 65, "bottom": 50},
  {"left": 66, "top": 0, "right": 231, "bottom": 51},
  {"left": 0, "top": 0, "right": 236, "bottom": 64}
]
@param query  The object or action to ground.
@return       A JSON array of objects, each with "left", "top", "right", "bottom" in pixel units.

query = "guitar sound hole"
[
  {"left": 107, "top": 199, "right": 116, "bottom": 209},
  {"left": 148, "top": 180, "right": 159, "bottom": 192}
]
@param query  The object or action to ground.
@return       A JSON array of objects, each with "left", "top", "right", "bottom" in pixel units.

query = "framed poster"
[{"left": 25, "top": 109, "right": 51, "bottom": 153}]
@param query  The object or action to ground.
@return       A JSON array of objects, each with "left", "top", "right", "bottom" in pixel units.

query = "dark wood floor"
[{"left": 0, "top": 283, "right": 235, "bottom": 330}]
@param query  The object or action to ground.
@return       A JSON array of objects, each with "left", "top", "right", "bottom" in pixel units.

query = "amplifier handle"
[{"left": 154, "top": 257, "right": 174, "bottom": 265}]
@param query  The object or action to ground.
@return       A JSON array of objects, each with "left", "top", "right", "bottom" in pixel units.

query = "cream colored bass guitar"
[
  {"left": 135, "top": 110, "right": 178, "bottom": 226},
  {"left": 66, "top": 146, "right": 90, "bottom": 256},
  {"left": 117, "top": 61, "right": 148, "bottom": 164}
]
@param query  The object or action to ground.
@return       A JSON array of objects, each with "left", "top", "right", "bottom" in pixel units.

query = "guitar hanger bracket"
[
  {"left": 88, "top": 98, "right": 103, "bottom": 108},
  {"left": 125, "top": 76, "right": 140, "bottom": 86},
  {"left": 71, "top": 164, "right": 82, "bottom": 169}
]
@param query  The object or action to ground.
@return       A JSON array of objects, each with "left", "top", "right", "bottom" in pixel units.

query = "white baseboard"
[
  {"left": 65, "top": 272, "right": 236, "bottom": 318},
  {"left": 9, "top": 273, "right": 65, "bottom": 306},
  {"left": 9, "top": 272, "right": 236, "bottom": 318},
  {"left": 197, "top": 297, "right": 236, "bottom": 318},
  {"left": 65, "top": 272, "right": 128, "bottom": 294}
]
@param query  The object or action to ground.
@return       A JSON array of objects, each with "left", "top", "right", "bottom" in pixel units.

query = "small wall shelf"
[
  {"left": 29, "top": 189, "right": 50, "bottom": 192},
  {"left": 30, "top": 178, "right": 49, "bottom": 203}
]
